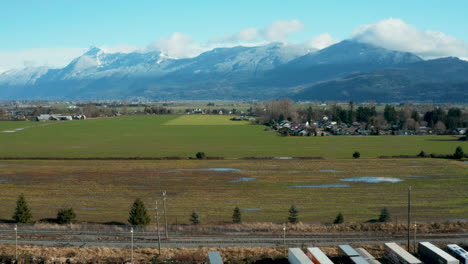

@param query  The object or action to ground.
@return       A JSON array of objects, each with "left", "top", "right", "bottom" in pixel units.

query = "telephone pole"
[
  {"left": 130, "top": 227, "right": 134, "bottom": 264},
  {"left": 155, "top": 201, "right": 162, "bottom": 255},
  {"left": 407, "top": 186, "right": 411, "bottom": 251},
  {"left": 162, "top": 191, "right": 168, "bottom": 239},
  {"left": 14, "top": 224, "right": 18, "bottom": 261}
]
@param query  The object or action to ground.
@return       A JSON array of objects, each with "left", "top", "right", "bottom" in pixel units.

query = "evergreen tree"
[
  {"left": 128, "top": 198, "right": 151, "bottom": 225},
  {"left": 378, "top": 207, "right": 391, "bottom": 222},
  {"left": 190, "top": 211, "right": 200, "bottom": 224},
  {"left": 334, "top": 212, "right": 344, "bottom": 224},
  {"left": 57, "top": 208, "right": 76, "bottom": 224},
  {"left": 196, "top": 152, "right": 206, "bottom": 159},
  {"left": 384, "top": 105, "right": 398, "bottom": 124},
  {"left": 453, "top": 146, "right": 464, "bottom": 159},
  {"left": 288, "top": 204, "right": 299, "bottom": 224},
  {"left": 353, "top": 151, "right": 361, "bottom": 159},
  {"left": 232, "top": 206, "right": 242, "bottom": 223},
  {"left": 12, "top": 194, "right": 32, "bottom": 223}
]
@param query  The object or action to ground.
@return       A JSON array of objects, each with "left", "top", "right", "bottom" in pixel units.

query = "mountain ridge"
[{"left": 0, "top": 40, "right": 467, "bottom": 102}]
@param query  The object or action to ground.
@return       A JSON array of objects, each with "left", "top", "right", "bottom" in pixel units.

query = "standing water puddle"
[
  {"left": 229, "top": 177, "right": 256, "bottom": 183},
  {"left": 198, "top": 168, "right": 244, "bottom": 172},
  {"left": 289, "top": 184, "right": 350, "bottom": 188},
  {"left": 340, "top": 177, "right": 403, "bottom": 183},
  {"left": 0, "top": 178, "right": 8, "bottom": 183},
  {"left": 241, "top": 208, "right": 262, "bottom": 212}
]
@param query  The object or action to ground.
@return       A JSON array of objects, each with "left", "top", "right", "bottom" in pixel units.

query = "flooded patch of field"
[
  {"left": 241, "top": 208, "right": 262, "bottom": 212},
  {"left": 229, "top": 177, "right": 256, "bottom": 183},
  {"left": 201, "top": 168, "right": 244, "bottom": 172},
  {"left": 288, "top": 184, "right": 350, "bottom": 188},
  {"left": 340, "top": 177, "right": 403, "bottom": 183},
  {"left": 0, "top": 178, "right": 8, "bottom": 183}
]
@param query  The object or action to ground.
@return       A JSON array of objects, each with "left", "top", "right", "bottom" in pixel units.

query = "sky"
[{"left": 1, "top": 0, "right": 467, "bottom": 72}]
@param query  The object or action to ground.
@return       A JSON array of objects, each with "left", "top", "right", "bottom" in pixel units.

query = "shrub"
[
  {"left": 57, "top": 208, "right": 76, "bottom": 224},
  {"left": 353, "top": 151, "right": 361, "bottom": 159},
  {"left": 190, "top": 211, "right": 200, "bottom": 224},
  {"left": 453, "top": 146, "right": 464, "bottom": 159},
  {"left": 378, "top": 207, "right": 391, "bottom": 222},
  {"left": 417, "top": 150, "right": 428, "bottom": 157},
  {"left": 334, "top": 212, "right": 344, "bottom": 224},
  {"left": 128, "top": 198, "right": 151, "bottom": 225},
  {"left": 232, "top": 206, "right": 242, "bottom": 223},
  {"left": 195, "top": 152, "right": 206, "bottom": 159},
  {"left": 288, "top": 205, "right": 299, "bottom": 224},
  {"left": 12, "top": 194, "right": 32, "bottom": 223}
]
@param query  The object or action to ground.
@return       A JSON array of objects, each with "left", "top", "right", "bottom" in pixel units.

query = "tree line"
[
  {"left": 10, "top": 195, "right": 393, "bottom": 226},
  {"left": 254, "top": 99, "right": 468, "bottom": 134}
]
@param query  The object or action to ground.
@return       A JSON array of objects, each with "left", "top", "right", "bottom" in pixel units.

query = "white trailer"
[
  {"left": 418, "top": 242, "right": 459, "bottom": 264},
  {"left": 351, "top": 256, "right": 370, "bottom": 264},
  {"left": 355, "top": 248, "right": 381, "bottom": 264},
  {"left": 339, "top": 245, "right": 361, "bottom": 257},
  {"left": 289, "top": 248, "right": 313, "bottom": 264},
  {"left": 385, "top": 242, "right": 422, "bottom": 264},
  {"left": 447, "top": 244, "right": 468, "bottom": 264},
  {"left": 306, "top": 248, "right": 334, "bottom": 264},
  {"left": 207, "top": 251, "right": 224, "bottom": 264}
]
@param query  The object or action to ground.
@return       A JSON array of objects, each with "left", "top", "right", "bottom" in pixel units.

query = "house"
[{"left": 36, "top": 114, "right": 51, "bottom": 121}]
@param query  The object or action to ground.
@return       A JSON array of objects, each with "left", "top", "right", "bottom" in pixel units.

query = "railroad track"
[{"left": 0, "top": 230, "right": 466, "bottom": 248}]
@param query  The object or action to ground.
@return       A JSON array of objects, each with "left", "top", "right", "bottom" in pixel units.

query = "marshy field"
[{"left": 0, "top": 158, "right": 466, "bottom": 224}]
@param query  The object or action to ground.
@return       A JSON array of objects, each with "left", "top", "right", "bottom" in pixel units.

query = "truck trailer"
[
  {"left": 418, "top": 242, "right": 459, "bottom": 264},
  {"left": 384, "top": 242, "right": 422, "bottom": 264}
]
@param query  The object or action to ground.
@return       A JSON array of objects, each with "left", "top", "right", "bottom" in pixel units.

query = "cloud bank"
[
  {"left": 351, "top": 18, "right": 468, "bottom": 59},
  {"left": 1, "top": 18, "right": 468, "bottom": 72}
]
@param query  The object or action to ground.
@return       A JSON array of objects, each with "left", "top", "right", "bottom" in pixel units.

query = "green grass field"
[
  {"left": 0, "top": 115, "right": 465, "bottom": 158},
  {"left": 0, "top": 159, "right": 466, "bottom": 223}
]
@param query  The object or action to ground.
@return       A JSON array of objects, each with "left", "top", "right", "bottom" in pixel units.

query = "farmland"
[
  {"left": 0, "top": 115, "right": 465, "bottom": 158},
  {"left": 0, "top": 158, "right": 466, "bottom": 224}
]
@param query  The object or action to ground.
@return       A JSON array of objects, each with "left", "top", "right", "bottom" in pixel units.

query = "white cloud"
[
  {"left": 0, "top": 47, "right": 87, "bottom": 71},
  {"left": 147, "top": 32, "right": 204, "bottom": 59},
  {"left": 304, "top": 33, "right": 339, "bottom": 50},
  {"left": 351, "top": 18, "right": 468, "bottom": 59},
  {"left": 262, "top": 19, "right": 305, "bottom": 41},
  {"left": 213, "top": 20, "right": 304, "bottom": 44}
]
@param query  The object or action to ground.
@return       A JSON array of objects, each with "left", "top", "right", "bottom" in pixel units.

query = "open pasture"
[
  {"left": 0, "top": 159, "right": 466, "bottom": 224},
  {"left": 0, "top": 115, "right": 465, "bottom": 158}
]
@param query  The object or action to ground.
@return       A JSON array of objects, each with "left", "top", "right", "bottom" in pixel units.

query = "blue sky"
[{"left": 1, "top": 0, "right": 467, "bottom": 70}]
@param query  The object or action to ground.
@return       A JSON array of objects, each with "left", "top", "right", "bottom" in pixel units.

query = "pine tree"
[
  {"left": 453, "top": 146, "right": 464, "bottom": 159},
  {"left": 334, "top": 212, "right": 344, "bottom": 224},
  {"left": 232, "top": 206, "right": 242, "bottom": 223},
  {"left": 288, "top": 204, "right": 299, "bottom": 224},
  {"left": 57, "top": 208, "right": 76, "bottom": 224},
  {"left": 12, "top": 194, "right": 32, "bottom": 223},
  {"left": 190, "top": 211, "right": 200, "bottom": 224},
  {"left": 378, "top": 207, "right": 391, "bottom": 222},
  {"left": 128, "top": 198, "right": 151, "bottom": 225}
]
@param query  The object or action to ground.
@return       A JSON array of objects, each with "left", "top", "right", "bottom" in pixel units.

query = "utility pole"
[
  {"left": 155, "top": 201, "right": 162, "bottom": 255},
  {"left": 283, "top": 223, "right": 286, "bottom": 245},
  {"left": 162, "top": 191, "right": 168, "bottom": 240},
  {"left": 14, "top": 224, "right": 18, "bottom": 262},
  {"left": 413, "top": 221, "right": 417, "bottom": 253},
  {"left": 130, "top": 227, "right": 134, "bottom": 264},
  {"left": 407, "top": 186, "right": 411, "bottom": 252}
]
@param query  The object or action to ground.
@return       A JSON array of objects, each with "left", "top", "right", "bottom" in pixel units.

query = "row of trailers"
[{"left": 287, "top": 242, "right": 468, "bottom": 264}]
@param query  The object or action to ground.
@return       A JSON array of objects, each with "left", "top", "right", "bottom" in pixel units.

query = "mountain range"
[{"left": 1, "top": 40, "right": 467, "bottom": 102}]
